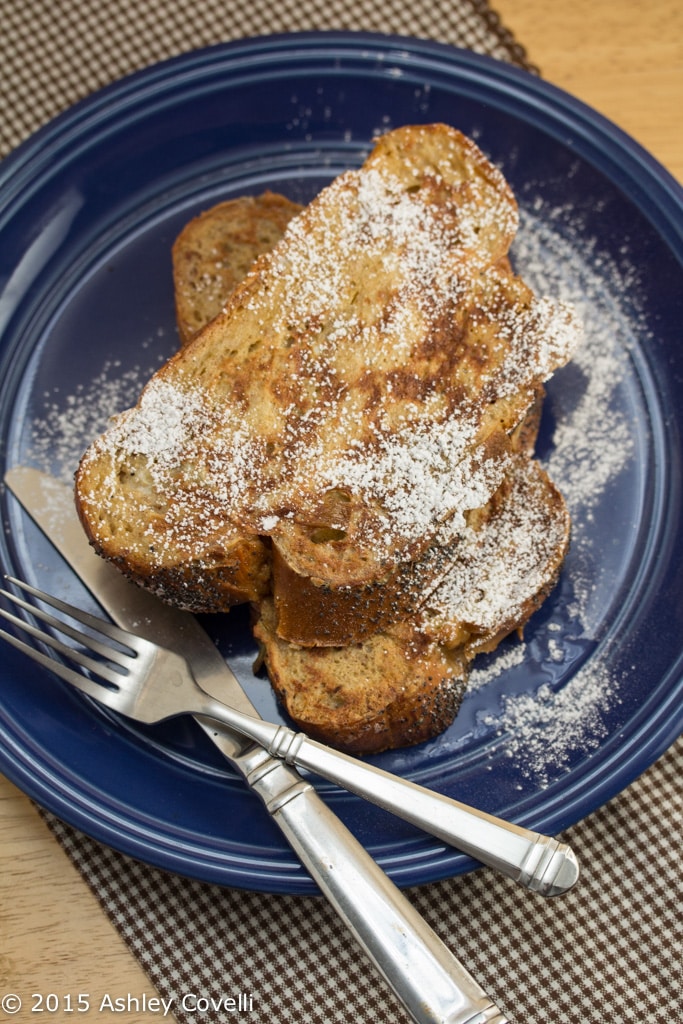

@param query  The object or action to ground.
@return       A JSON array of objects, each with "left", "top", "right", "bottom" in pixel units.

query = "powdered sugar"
[
  {"left": 460, "top": 202, "right": 642, "bottom": 783},
  {"left": 420, "top": 458, "right": 569, "bottom": 642},
  {"left": 26, "top": 360, "right": 161, "bottom": 484},
  {"left": 319, "top": 412, "right": 507, "bottom": 549},
  {"left": 480, "top": 654, "right": 617, "bottom": 788},
  {"left": 518, "top": 209, "right": 636, "bottom": 517},
  {"left": 468, "top": 641, "right": 527, "bottom": 693},
  {"left": 104, "top": 379, "right": 210, "bottom": 475}
]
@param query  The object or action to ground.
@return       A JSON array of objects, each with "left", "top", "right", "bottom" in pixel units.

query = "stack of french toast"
[{"left": 75, "top": 124, "right": 581, "bottom": 754}]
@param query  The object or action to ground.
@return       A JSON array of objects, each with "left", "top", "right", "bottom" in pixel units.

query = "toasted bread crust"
[
  {"left": 253, "top": 600, "right": 468, "bottom": 754},
  {"left": 173, "top": 192, "right": 303, "bottom": 345},
  {"left": 256, "top": 456, "right": 570, "bottom": 752}
]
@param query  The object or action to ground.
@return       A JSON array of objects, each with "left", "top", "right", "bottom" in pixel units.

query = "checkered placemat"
[
  {"left": 2, "top": 2, "right": 681, "bottom": 1023},
  {"left": 42, "top": 735, "right": 682, "bottom": 1024},
  {"left": 1, "top": 0, "right": 535, "bottom": 160}
]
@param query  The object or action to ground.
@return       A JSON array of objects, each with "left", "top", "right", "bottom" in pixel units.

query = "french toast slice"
[
  {"left": 416, "top": 455, "right": 570, "bottom": 656},
  {"left": 170, "top": 201, "right": 550, "bottom": 646},
  {"left": 253, "top": 455, "right": 569, "bottom": 753},
  {"left": 76, "top": 195, "right": 299, "bottom": 607},
  {"left": 76, "top": 123, "right": 579, "bottom": 619},
  {"left": 172, "top": 191, "right": 303, "bottom": 346}
]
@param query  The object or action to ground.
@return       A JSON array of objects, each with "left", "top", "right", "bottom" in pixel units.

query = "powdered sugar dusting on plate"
[
  {"left": 466, "top": 202, "right": 642, "bottom": 784},
  {"left": 480, "top": 655, "right": 618, "bottom": 788},
  {"left": 26, "top": 357, "right": 165, "bottom": 484}
]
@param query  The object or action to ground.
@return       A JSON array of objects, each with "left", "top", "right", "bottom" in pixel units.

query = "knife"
[{"left": 5, "top": 465, "right": 510, "bottom": 1024}]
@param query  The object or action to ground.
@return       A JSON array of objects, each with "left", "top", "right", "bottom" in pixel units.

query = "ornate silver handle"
[
  {"left": 201, "top": 696, "right": 579, "bottom": 897},
  {"left": 231, "top": 739, "right": 509, "bottom": 1024}
]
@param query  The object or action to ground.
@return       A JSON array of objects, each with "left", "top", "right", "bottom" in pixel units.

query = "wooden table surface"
[{"left": 1, "top": 0, "right": 681, "bottom": 1018}]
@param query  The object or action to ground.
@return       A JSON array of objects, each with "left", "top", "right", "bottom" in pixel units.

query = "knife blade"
[{"left": 5, "top": 465, "right": 509, "bottom": 1024}]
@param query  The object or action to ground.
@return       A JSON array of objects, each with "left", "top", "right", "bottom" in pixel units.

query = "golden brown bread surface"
[
  {"left": 76, "top": 124, "right": 580, "bottom": 752},
  {"left": 270, "top": 383, "right": 547, "bottom": 648},
  {"left": 253, "top": 598, "right": 469, "bottom": 755},
  {"left": 268, "top": 256, "right": 555, "bottom": 648},
  {"left": 75, "top": 192, "right": 301, "bottom": 608},
  {"left": 172, "top": 210, "right": 550, "bottom": 648},
  {"left": 173, "top": 192, "right": 303, "bottom": 345},
  {"left": 254, "top": 455, "right": 570, "bottom": 752}
]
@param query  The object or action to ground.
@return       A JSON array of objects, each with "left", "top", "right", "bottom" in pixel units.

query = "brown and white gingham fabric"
[
  {"left": 42, "top": 735, "right": 682, "bottom": 1024},
  {"left": 0, "top": 0, "right": 535, "bottom": 161},
  {"left": 2, "top": 2, "right": 681, "bottom": 1022}
]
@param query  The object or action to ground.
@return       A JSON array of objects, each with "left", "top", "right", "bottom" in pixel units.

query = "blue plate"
[{"left": 0, "top": 33, "right": 682, "bottom": 894}]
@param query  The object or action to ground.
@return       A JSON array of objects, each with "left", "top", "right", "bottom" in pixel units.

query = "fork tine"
[
  {"left": 0, "top": 583, "right": 129, "bottom": 669},
  {"left": 0, "top": 618, "right": 125, "bottom": 705},
  {"left": 0, "top": 593, "right": 126, "bottom": 689},
  {"left": 0, "top": 577, "right": 139, "bottom": 689},
  {"left": 3, "top": 576, "right": 140, "bottom": 652}
]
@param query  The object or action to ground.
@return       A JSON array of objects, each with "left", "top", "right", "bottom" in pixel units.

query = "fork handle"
[
  {"left": 228, "top": 738, "right": 508, "bottom": 1024},
  {"left": 201, "top": 698, "right": 578, "bottom": 897}
]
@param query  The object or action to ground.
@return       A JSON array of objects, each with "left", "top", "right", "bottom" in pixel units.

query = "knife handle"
[
  {"left": 231, "top": 741, "right": 509, "bottom": 1024},
  {"left": 200, "top": 697, "right": 579, "bottom": 896}
]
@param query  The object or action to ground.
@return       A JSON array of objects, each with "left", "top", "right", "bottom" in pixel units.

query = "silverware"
[
  {"left": 0, "top": 574, "right": 580, "bottom": 898},
  {"left": 5, "top": 466, "right": 511, "bottom": 1024}
]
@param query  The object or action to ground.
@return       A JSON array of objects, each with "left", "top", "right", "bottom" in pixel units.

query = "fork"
[{"left": 0, "top": 576, "right": 579, "bottom": 896}]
